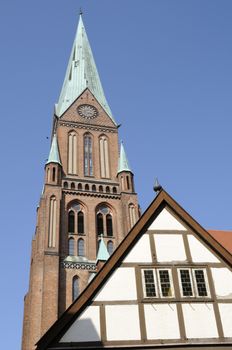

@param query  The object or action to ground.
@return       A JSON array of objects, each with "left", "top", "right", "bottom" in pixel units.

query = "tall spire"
[
  {"left": 46, "top": 134, "right": 61, "bottom": 165},
  {"left": 118, "top": 142, "right": 132, "bottom": 173},
  {"left": 55, "top": 14, "right": 115, "bottom": 123}
]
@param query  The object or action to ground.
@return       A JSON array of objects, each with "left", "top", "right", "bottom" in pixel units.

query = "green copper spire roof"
[
  {"left": 46, "top": 134, "right": 61, "bottom": 165},
  {"left": 56, "top": 15, "right": 115, "bottom": 123},
  {"left": 96, "top": 237, "right": 109, "bottom": 262},
  {"left": 118, "top": 142, "right": 132, "bottom": 173}
]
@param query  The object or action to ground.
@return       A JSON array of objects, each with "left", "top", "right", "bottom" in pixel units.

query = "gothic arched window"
[
  {"left": 97, "top": 213, "right": 104, "bottom": 236},
  {"left": 106, "top": 214, "right": 113, "bottom": 237},
  {"left": 96, "top": 205, "right": 114, "bottom": 237},
  {"left": 67, "top": 202, "right": 85, "bottom": 236},
  {"left": 78, "top": 211, "right": 84, "bottom": 234},
  {"left": 52, "top": 167, "right": 56, "bottom": 182},
  {"left": 68, "top": 131, "right": 77, "bottom": 175},
  {"left": 99, "top": 135, "right": 110, "bottom": 178},
  {"left": 107, "top": 241, "right": 114, "bottom": 255},
  {"left": 68, "top": 238, "right": 75, "bottom": 256},
  {"left": 78, "top": 238, "right": 85, "bottom": 257},
  {"left": 68, "top": 210, "right": 75, "bottom": 233},
  {"left": 84, "top": 134, "right": 93, "bottom": 176},
  {"left": 72, "top": 276, "right": 79, "bottom": 301}
]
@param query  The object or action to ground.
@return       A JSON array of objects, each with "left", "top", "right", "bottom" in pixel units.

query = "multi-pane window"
[
  {"left": 144, "top": 270, "right": 156, "bottom": 297},
  {"left": 178, "top": 268, "right": 210, "bottom": 298},
  {"left": 179, "top": 269, "right": 193, "bottom": 296},
  {"left": 96, "top": 206, "right": 113, "bottom": 237},
  {"left": 194, "top": 269, "right": 208, "bottom": 297},
  {"left": 158, "top": 269, "right": 173, "bottom": 297},
  {"left": 142, "top": 269, "right": 174, "bottom": 298},
  {"left": 84, "top": 134, "right": 93, "bottom": 176}
]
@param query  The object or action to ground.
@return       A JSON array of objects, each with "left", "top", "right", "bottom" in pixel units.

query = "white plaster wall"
[
  {"left": 187, "top": 235, "right": 220, "bottom": 263},
  {"left": 218, "top": 303, "right": 232, "bottom": 337},
  {"left": 94, "top": 267, "right": 137, "bottom": 301},
  {"left": 124, "top": 234, "right": 152, "bottom": 263},
  {"left": 148, "top": 208, "right": 187, "bottom": 231},
  {"left": 154, "top": 234, "right": 187, "bottom": 262},
  {"left": 211, "top": 268, "right": 232, "bottom": 298},
  {"left": 60, "top": 306, "right": 100, "bottom": 342},
  {"left": 182, "top": 303, "right": 218, "bottom": 338},
  {"left": 105, "top": 305, "right": 141, "bottom": 341},
  {"left": 144, "top": 304, "right": 180, "bottom": 339}
]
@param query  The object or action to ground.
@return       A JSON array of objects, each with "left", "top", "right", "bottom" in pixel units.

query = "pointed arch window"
[
  {"left": 107, "top": 241, "right": 114, "bottom": 255},
  {"left": 68, "top": 131, "right": 77, "bottom": 174},
  {"left": 78, "top": 211, "right": 84, "bottom": 234},
  {"left": 106, "top": 214, "right": 113, "bottom": 236},
  {"left": 84, "top": 134, "right": 93, "bottom": 176},
  {"left": 99, "top": 135, "right": 110, "bottom": 178},
  {"left": 72, "top": 276, "right": 79, "bottom": 302},
  {"left": 68, "top": 210, "right": 75, "bottom": 233},
  {"left": 48, "top": 196, "right": 57, "bottom": 248},
  {"left": 97, "top": 213, "right": 104, "bottom": 236},
  {"left": 68, "top": 238, "right": 75, "bottom": 256},
  {"left": 67, "top": 202, "right": 85, "bottom": 236},
  {"left": 78, "top": 238, "right": 85, "bottom": 257},
  {"left": 96, "top": 206, "right": 114, "bottom": 237}
]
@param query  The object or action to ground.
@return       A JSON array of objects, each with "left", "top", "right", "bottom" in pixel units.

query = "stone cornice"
[
  {"left": 62, "top": 189, "right": 121, "bottom": 199},
  {"left": 58, "top": 120, "right": 117, "bottom": 133}
]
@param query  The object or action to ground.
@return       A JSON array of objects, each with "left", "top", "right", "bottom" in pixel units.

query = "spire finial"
[
  {"left": 153, "top": 178, "right": 162, "bottom": 193},
  {"left": 79, "top": 7, "right": 83, "bottom": 16}
]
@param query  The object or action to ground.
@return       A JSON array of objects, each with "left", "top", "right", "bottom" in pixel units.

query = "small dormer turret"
[
  {"left": 117, "top": 142, "right": 134, "bottom": 193},
  {"left": 45, "top": 134, "right": 62, "bottom": 186}
]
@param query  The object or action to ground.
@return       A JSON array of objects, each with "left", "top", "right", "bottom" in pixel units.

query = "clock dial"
[{"left": 77, "top": 104, "right": 98, "bottom": 119}]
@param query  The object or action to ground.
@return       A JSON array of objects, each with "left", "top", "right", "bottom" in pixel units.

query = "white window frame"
[
  {"left": 142, "top": 269, "right": 158, "bottom": 299},
  {"left": 142, "top": 268, "right": 175, "bottom": 299},
  {"left": 157, "top": 268, "right": 175, "bottom": 298},
  {"left": 192, "top": 268, "right": 210, "bottom": 298},
  {"left": 178, "top": 268, "right": 210, "bottom": 298}
]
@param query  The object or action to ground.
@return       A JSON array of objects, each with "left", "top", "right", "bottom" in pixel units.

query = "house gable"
[{"left": 36, "top": 190, "right": 232, "bottom": 349}]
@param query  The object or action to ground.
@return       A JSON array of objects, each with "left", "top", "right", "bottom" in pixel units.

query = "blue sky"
[{"left": 1, "top": 0, "right": 232, "bottom": 348}]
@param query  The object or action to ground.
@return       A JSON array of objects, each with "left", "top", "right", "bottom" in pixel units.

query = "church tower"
[{"left": 22, "top": 14, "right": 139, "bottom": 350}]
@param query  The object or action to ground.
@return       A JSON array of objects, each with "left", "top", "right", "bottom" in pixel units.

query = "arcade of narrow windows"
[
  {"left": 67, "top": 203, "right": 115, "bottom": 257},
  {"left": 66, "top": 131, "right": 115, "bottom": 179},
  {"left": 96, "top": 205, "right": 113, "bottom": 237}
]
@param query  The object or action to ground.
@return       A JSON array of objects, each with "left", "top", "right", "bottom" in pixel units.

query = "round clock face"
[{"left": 77, "top": 104, "right": 98, "bottom": 119}]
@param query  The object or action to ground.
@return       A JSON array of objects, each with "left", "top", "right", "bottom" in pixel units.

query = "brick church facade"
[{"left": 22, "top": 14, "right": 139, "bottom": 350}]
